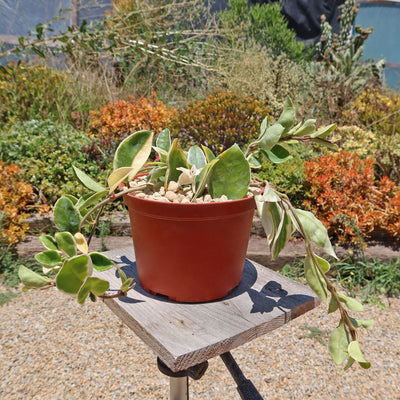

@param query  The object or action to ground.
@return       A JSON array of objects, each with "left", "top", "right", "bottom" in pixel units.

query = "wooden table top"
[{"left": 93, "top": 247, "right": 321, "bottom": 372}]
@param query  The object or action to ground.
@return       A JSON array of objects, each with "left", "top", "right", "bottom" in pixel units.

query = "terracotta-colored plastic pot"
[{"left": 123, "top": 194, "right": 255, "bottom": 302}]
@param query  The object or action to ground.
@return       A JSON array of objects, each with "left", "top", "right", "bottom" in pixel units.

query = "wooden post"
[{"left": 70, "top": 0, "right": 79, "bottom": 26}]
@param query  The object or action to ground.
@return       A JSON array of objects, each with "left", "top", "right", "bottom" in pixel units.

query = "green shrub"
[
  {"left": 256, "top": 147, "right": 310, "bottom": 207},
  {"left": 220, "top": 0, "right": 306, "bottom": 61},
  {"left": 332, "top": 257, "right": 400, "bottom": 308},
  {"left": 207, "top": 43, "right": 306, "bottom": 118},
  {"left": 0, "top": 120, "right": 108, "bottom": 204},
  {"left": 172, "top": 91, "right": 270, "bottom": 153},
  {"left": 0, "top": 62, "right": 69, "bottom": 127}
]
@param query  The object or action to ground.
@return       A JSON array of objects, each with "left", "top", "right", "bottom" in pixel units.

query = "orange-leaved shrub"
[
  {"left": 172, "top": 91, "right": 270, "bottom": 153},
  {"left": 303, "top": 152, "right": 400, "bottom": 244},
  {"left": 88, "top": 93, "right": 177, "bottom": 142},
  {"left": 0, "top": 162, "right": 38, "bottom": 245}
]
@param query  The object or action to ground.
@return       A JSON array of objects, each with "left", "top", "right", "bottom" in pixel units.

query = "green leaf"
[
  {"left": 38, "top": 234, "right": 58, "bottom": 250},
  {"left": 293, "top": 209, "right": 337, "bottom": 259},
  {"left": 116, "top": 264, "right": 127, "bottom": 282},
  {"left": 108, "top": 167, "right": 134, "bottom": 193},
  {"left": 55, "top": 232, "right": 77, "bottom": 257},
  {"left": 120, "top": 277, "right": 134, "bottom": 293},
  {"left": 328, "top": 295, "right": 339, "bottom": 314},
  {"left": 329, "top": 321, "right": 350, "bottom": 365},
  {"left": 56, "top": 255, "right": 90, "bottom": 295},
  {"left": 35, "top": 251, "right": 62, "bottom": 267},
  {"left": 75, "top": 193, "right": 92, "bottom": 210},
  {"left": 258, "top": 124, "right": 285, "bottom": 152},
  {"left": 89, "top": 252, "right": 114, "bottom": 271},
  {"left": 153, "top": 146, "right": 168, "bottom": 162},
  {"left": 255, "top": 195, "right": 275, "bottom": 237},
  {"left": 269, "top": 205, "right": 293, "bottom": 260},
  {"left": 201, "top": 145, "right": 216, "bottom": 162},
  {"left": 247, "top": 155, "right": 262, "bottom": 169},
  {"left": 349, "top": 318, "right": 374, "bottom": 330},
  {"left": 312, "top": 137, "right": 339, "bottom": 150},
  {"left": 18, "top": 265, "right": 51, "bottom": 289},
  {"left": 258, "top": 115, "right": 270, "bottom": 139},
  {"left": 77, "top": 277, "right": 109, "bottom": 305},
  {"left": 340, "top": 357, "right": 355, "bottom": 373},
  {"left": 148, "top": 166, "right": 167, "bottom": 183},
  {"left": 113, "top": 130, "right": 153, "bottom": 171},
  {"left": 263, "top": 144, "right": 292, "bottom": 164},
  {"left": 193, "top": 158, "right": 219, "bottom": 200},
  {"left": 72, "top": 165, "right": 105, "bottom": 192},
  {"left": 292, "top": 119, "right": 316, "bottom": 137},
  {"left": 165, "top": 139, "right": 189, "bottom": 184},
  {"left": 277, "top": 98, "right": 295, "bottom": 135},
  {"left": 53, "top": 196, "right": 81, "bottom": 234},
  {"left": 208, "top": 144, "right": 250, "bottom": 200},
  {"left": 65, "top": 195, "right": 78, "bottom": 205},
  {"left": 348, "top": 341, "right": 370, "bottom": 367},
  {"left": 260, "top": 187, "right": 281, "bottom": 202},
  {"left": 156, "top": 128, "right": 171, "bottom": 151},
  {"left": 77, "top": 190, "right": 108, "bottom": 212},
  {"left": 32, "top": 46, "right": 45, "bottom": 58},
  {"left": 313, "top": 254, "right": 330, "bottom": 273},
  {"left": 304, "top": 254, "right": 328, "bottom": 301},
  {"left": 310, "top": 123, "right": 336, "bottom": 138},
  {"left": 188, "top": 146, "right": 207, "bottom": 169},
  {"left": 337, "top": 293, "right": 364, "bottom": 312},
  {"left": 156, "top": 128, "right": 171, "bottom": 161}
]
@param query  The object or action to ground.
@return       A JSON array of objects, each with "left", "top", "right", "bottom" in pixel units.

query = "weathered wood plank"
[{"left": 93, "top": 247, "right": 320, "bottom": 372}]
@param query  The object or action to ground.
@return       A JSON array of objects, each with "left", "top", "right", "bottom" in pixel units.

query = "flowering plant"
[{"left": 19, "top": 98, "right": 372, "bottom": 371}]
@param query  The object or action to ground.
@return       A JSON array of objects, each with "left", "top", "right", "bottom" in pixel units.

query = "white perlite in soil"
[{"left": 129, "top": 177, "right": 247, "bottom": 203}]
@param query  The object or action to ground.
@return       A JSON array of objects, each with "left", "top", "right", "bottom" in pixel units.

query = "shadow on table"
[{"left": 112, "top": 256, "right": 313, "bottom": 313}]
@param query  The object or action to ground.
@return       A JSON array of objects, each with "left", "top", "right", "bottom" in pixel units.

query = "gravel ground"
[{"left": 0, "top": 282, "right": 399, "bottom": 400}]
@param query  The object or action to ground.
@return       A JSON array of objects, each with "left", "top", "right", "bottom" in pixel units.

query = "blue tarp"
[
  {"left": 0, "top": 0, "right": 112, "bottom": 38},
  {"left": 356, "top": 2, "right": 400, "bottom": 89}
]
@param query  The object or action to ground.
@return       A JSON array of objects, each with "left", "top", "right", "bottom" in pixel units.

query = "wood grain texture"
[{"left": 93, "top": 247, "right": 321, "bottom": 372}]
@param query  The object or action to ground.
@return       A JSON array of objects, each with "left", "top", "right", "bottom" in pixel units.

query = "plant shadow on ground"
[{"left": 298, "top": 324, "right": 329, "bottom": 345}]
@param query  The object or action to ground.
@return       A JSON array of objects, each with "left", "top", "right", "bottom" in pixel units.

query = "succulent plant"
[{"left": 19, "top": 98, "right": 372, "bottom": 371}]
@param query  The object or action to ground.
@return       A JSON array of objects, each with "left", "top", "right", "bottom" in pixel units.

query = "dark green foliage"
[
  {"left": 256, "top": 147, "right": 312, "bottom": 207},
  {"left": 220, "top": 0, "right": 306, "bottom": 61},
  {"left": 333, "top": 257, "right": 400, "bottom": 302},
  {"left": 172, "top": 91, "right": 270, "bottom": 153},
  {"left": 0, "top": 120, "right": 109, "bottom": 203}
]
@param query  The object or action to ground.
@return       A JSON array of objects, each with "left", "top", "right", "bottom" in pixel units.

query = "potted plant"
[{"left": 19, "top": 98, "right": 372, "bottom": 371}]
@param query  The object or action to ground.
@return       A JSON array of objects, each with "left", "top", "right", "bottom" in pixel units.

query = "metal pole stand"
[
  {"left": 157, "top": 352, "right": 263, "bottom": 400},
  {"left": 220, "top": 352, "right": 264, "bottom": 400},
  {"left": 157, "top": 357, "right": 209, "bottom": 400}
]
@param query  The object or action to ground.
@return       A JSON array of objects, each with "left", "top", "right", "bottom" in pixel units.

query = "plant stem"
[
  {"left": 79, "top": 185, "right": 147, "bottom": 230},
  {"left": 281, "top": 197, "right": 358, "bottom": 340},
  {"left": 87, "top": 204, "right": 105, "bottom": 247}
]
